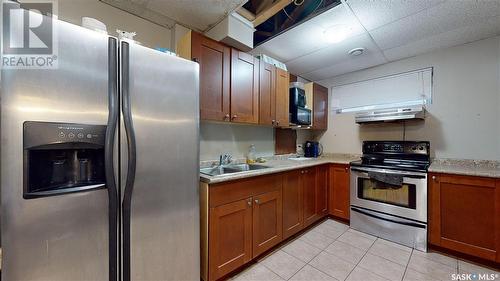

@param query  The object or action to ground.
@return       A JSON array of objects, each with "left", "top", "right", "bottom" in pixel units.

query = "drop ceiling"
[
  {"left": 100, "top": 0, "right": 247, "bottom": 31},
  {"left": 252, "top": 0, "right": 500, "bottom": 82}
]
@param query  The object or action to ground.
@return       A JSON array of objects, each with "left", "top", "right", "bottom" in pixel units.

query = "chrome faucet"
[{"left": 219, "top": 153, "right": 232, "bottom": 166}]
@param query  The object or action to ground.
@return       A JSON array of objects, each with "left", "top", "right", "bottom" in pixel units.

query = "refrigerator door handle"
[
  {"left": 121, "top": 41, "right": 137, "bottom": 281},
  {"left": 105, "top": 37, "right": 119, "bottom": 281}
]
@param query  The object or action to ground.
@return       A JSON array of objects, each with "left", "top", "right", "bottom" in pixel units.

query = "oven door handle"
[
  {"left": 351, "top": 206, "right": 426, "bottom": 228},
  {"left": 350, "top": 167, "right": 426, "bottom": 179}
]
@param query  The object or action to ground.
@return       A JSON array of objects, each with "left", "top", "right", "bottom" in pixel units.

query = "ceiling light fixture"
[
  {"left": 323, "top": 25, "right": 350, "bottom": 43},
  {"left": 348, "top": 48, "right": 365, "bottom": 56}
]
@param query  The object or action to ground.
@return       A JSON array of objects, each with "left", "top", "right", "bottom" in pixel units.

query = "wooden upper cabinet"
[
  {"left": 209, "top": 198, "right": 252, "bottom": 281},
  {"left": 252, "top": 190, "right": 283, "bottom": 257},
  {"left": 282, "top": 170, "right": 304, "bottom": 239},
  {"left": 187, "top": 32, "right": 231, "bottom": 121},
  {"left": 231, "top": 49, "right": 259, "bottom": 124},
  {"left": 312, "top": 84, "right": 328, "bottom": 130},
  {"left": 302, "top": 168, "right": 318, "bottom": 227},
  {"left": 275, "top": 68, "right": 290, "bottom": 127},
  {"left": 316, "top": 165, "right": 329, "bottom": 216},
  {"left": 329, "top": 164, "right": 350, "bottom": 220},
  {"left": 429, "top": 173, "right": 500, "bottom": 262},
  {"left": 259, "top": 61, "right": 276, "bottom": 126}
]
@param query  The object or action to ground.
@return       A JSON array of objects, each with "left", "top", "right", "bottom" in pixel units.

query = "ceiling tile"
[
  {"left": 252, "top": 3, "right": 365, "bottom": 62},
  {"left": 301, "top": 51, "right": 387, "bottom": 81},
  {"left": 346, "top": 0, "right": 445, "bottom": 31},
  {"left": 286, "top": 33, "right": 380, "bottom": 75},
  {"left": 383, "top": 15, "right": 500, "bottom": 61},
  {"left": 369, "top": 0, "right": 500, "bottom": 50},
  {"left": 146, "top": 0, "right": 246, "bottom": 31}
]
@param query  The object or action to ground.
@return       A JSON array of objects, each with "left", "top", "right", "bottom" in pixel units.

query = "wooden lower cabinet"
[
  {"left": 282, "top": 170, "right": 303, "bottom": 239},
  {"left": 302, "top": 168, "right": 318, "bottom": 227},
  {"left": 316, "top": 165, "right": 329, "bottom": 216},
  {"left": 329, "top": 164, "right": 350, "bottom": 220},
  {"left": 204, "top": 165, "right": 332, "bottom": 280},
  {"left": 429, "top": 173, "right": 500, "bottom": 262},
  {"left": 209, "top": 198, "right": 253, "bottom": 281},
  {"left": 252, "top": 190, "right": 283, "bottom": 257}
]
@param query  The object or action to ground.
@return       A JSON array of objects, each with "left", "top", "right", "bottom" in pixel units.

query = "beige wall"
[
  {"left": 57, "top": 0, "right": 171, "bottom": 49},
  {"left": 318, "top": 36, "right": 500, "bottom": 161},
  {"left": 200, "top": 122, "right": 275, "bottom": 161}
]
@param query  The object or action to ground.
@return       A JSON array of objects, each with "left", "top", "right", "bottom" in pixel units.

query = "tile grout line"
[
  {"left": 342, "top": 237, "right": 382, "bottom": 281},
  {"left": 258, "top": 250, "right": 304, "bottom": 281},
  {"left": 286, "top": 222, "right": 349, "bottom": 280},
  {"left": 404, "top": 250, "right": 463, "bottom": 279},
  {"left": 401, "top": 248, "right": 413, "bottom": 281},
  {"left": 301, "top": 231, "right": 347, "bottom": 281}
]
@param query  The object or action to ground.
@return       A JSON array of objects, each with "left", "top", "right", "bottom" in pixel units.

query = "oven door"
[{"left": 350, "top": 166, "right": 427, "bottom": 223}]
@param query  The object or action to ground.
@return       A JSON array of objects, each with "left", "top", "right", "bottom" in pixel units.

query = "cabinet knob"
[
  {"left": 232, "top": 115, "right": 238, "bottom": 120},
  {"left": 276, "top": 121, "right": 280, "bottom": 125},
  {"left": 272, "top": 120, "right": 275, "bottom": 125},
  {"left": 301, "top": 170, "right": 304, "bottom": 174},
  {"left": 254, "top": 199, "right": 259, "bottom": 204},
  {"left": 224, "top": 114, "right": 230, "bottom": 120},
  {"left": 192, "top": 58, "right": 199, "bottom": 63},
  {"left": 432, "top": 176, "right": 436, "bottom": 180},
  {"left": 247, "top": 200, "right": 252, "bottom": 206},
  {"left": 345, "top": 167, "right": 348, "bottom": 171}
]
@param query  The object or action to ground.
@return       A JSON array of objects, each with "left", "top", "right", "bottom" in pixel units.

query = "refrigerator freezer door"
[
  {"left": 120, "top": 42, "right": 200, "bottom": 280},
  {"left": 1, "top": 20, "right": 113, "bottom": 280}
]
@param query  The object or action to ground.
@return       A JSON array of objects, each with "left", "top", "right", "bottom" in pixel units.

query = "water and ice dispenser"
[{"left": 23, "top": 121, "right": 107, "bottom": 199}]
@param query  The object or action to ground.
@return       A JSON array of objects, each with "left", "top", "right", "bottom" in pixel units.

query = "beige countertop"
[
  {"left": 200, "top": 154, "right": 500, "bottom": 184},
  {"left": 428, "top": 159, "right": 500, "bottom": 178},
  {"left": 200, "top": 154, "right": 360, "bottom": 184}
]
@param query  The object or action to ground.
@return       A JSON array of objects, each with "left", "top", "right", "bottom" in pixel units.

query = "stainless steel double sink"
[{"left": 200, "top": 163, "right": 270, "bottom": 177}]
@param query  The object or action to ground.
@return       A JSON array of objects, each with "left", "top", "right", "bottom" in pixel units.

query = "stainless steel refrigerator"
[{"left": 1, "top": 15, "right": 200, "bottom": 281}]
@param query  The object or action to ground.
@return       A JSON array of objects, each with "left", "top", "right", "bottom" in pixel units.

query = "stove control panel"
[{"left": 363, "top": 141, "right": 429, "bottom": 155}]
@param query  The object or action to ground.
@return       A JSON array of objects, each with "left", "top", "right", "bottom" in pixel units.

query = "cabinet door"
[
  {"left": 316, "top": 165, "right": 329, "bottom": 216},
  {"left": 275, "top": 68, "right": 289, "bottom": 127},
  {"left": 191, "top": 32, "right": 230, "bottom": 122},
  {"left": 209, "top": 198, "right": 252, "bottom": 281},
  {"left": 252, "top": 190, "right": 283, "bottom": 257},
  {"left": 231, "top": 49, "right": 259, "bottom": 124},
  {"left": 429, "top": 174, "right": 500, "bottom": 262},
  {"left": 312, "top": 84, "right": 328, "bottom": 130},
  {"left": 329, "top": 165, "right": 350, "bottom": 220},
  {"left": 259, "top": 61, "right": 276, "bottom": 126},
  {"left": 282, "top": 170, "right": 303, "bottom": 239},
  {"left": 303, "top": 168, "right": 318, "bottom": 227}
]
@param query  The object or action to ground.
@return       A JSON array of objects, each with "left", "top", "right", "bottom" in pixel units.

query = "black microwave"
[{"left": 290, "top": 106, "right": 311, "bottom": 125}]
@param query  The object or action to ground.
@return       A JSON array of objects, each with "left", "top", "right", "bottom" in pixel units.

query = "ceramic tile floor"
[{"left": 230, "top": 219, "right": 500, "bottom": 281}]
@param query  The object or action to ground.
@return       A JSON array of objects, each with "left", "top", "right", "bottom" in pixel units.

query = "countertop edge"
[{"left": 200, "top": 158, "right": 352, "bottom": 184}]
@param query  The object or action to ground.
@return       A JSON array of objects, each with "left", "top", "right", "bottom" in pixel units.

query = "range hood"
[{"left": 355, "top": 105, "right": 426, "bottom": 124}]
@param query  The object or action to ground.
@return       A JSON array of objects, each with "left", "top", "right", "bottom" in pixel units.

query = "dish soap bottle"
[{"left": 246, "top": 144, "right": 256, "bottom": 164}]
